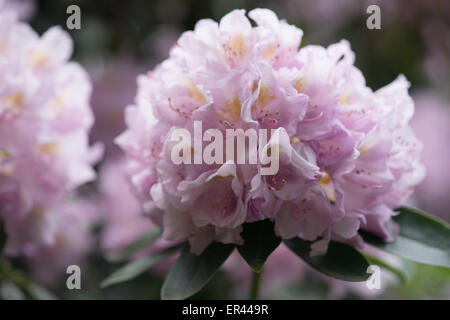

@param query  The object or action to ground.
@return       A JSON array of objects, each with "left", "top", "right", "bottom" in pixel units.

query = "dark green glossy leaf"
[
  {"left": 104, "top": 228, "right": 162, "bottom": 262},
  {"left": 101, "top": 244, "right": 181, "bottom": 288},
  {"left": 237, "top": 219, "right": 281, "bottom": 273},
  {"left": 284, "top": 238, "right": 370, "bottom": 282},
  {"left": 360, "top": 207, "right": 450, "bottom": 267},
  {"left": 161, "top": 242, "right": 235, "bottom": 300}
]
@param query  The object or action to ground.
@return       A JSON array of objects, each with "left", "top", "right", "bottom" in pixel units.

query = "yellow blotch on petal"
[
  {"left": 258, "top": 86, "right": 274, "bottom": 106},
  {"left": 187, "top": 81, "right": 207, "bottom": 104},
  {"left": 3, "top": 92, "right": 25, "bottom": 110},
  {"left": 38, "top": 142, "right": 60, "bottom": 155},
  {"left": 253, "top": 86, "right": 274, "bottom": 112},
  {"left": 182, "top": 144, "right": 194, "bottom": 162},
  {"left": 50, "top": 89, "right": 69, "bottom": 109},
  {"left": 358, "top": 144, "right": 369, "bottom": 156},
  {"left": 294, "top": 77, "right": 306, "bottom": 93},
  {"left": 319, "top": 171, "right": 331, "bottom": 184},
  {"left": 339, "top": 89, "right": 350, "bottom": 106},
  {"left": 28, "top": 49, "right": 50, "bottom": 68},
  {"left": 218, "top": 95, "right": 241, "bottom": 124},
  {"left": 231, "top": 35, "right": 247, "bottom": 59},
  {"left": 262, "top": 44, "right": 277, "bottom": 59},
  {"left": 318, "top": 170, "right": 336, "bottom": 202},
  {"left": 290, "top": 137, "right": 301, "bottom": 144},
  {"left": 267, "top": 144, "right": 281, "bottom": 157}
]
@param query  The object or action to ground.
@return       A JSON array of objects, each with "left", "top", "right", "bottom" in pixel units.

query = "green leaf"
[
  {"left": 101, "top": 244, "right": 181, "bottom": 288},
  {"left": 284, "top": 238, "right": 370, "bottom": 282},
  {"left": 26, "top": 282, "right": 58, "bottom": 300},
  {"left": 360, "top": 206, "right": 450, "bottom": 268},
  {"left": 161, "top": 242, "right": 235, "bottom": 300},
  {"left": 104, "top": 228, "right": 162, "bottom": 262},
  {"left": 237, "top": 219, "right": 281, "bottom": 273},
  {"left": 362, "top": 252, "right": 408, "bottom": 284},
  {"left": 0, "top": 281, "right": 25, "bottom": 300}
]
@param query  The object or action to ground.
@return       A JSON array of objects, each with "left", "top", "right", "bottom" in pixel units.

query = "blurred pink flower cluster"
[
  {"left": 410, "top": 92, "right": 450, "bottom": 220},
  {"left": 0, "top": 8, "right": 101, "bottom": 256},
  {"left": 97, "top": 158, "right": 177, "bottom": 273},
  {"left": 117, "top": 9, "right": 425, "bottom": 255},
  {"left": 98, "top": 158, "right": 154, "bottom": 253},
  {"left": 25, "top": 199, "right": 97, "bottom": 286}
]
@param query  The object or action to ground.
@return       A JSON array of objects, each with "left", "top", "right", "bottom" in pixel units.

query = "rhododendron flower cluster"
[
  {"left": 117, "top": 9, "right": 424, "bottom": 255},
  {"left": 0, "top": 8, "right": 101, "bottom": 254}
]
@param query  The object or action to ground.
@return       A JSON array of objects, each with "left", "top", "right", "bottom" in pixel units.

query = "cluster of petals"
[
  {"left": 0, "top": 8, "right": 101, "bottom": 254},
  {"left": 117, "top": 9, "right": 424, "bottom": 255}
]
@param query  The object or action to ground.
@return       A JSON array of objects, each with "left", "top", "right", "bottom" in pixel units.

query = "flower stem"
[{"left": 249, "top": 270, "right": 262, "bottom": 300}]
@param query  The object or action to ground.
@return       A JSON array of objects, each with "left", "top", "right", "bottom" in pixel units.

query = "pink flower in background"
[
  {"left": 24, "top": 199, "right": 97, "bottom": 287},
  {"left": 421, "top": 17, "right": 450, "bottom": 92},
  {"left": 281, "top": 0, "right": 359, "bottom": 30},
  {"left": 0, "top": 0, "right": 35, "bottom": 21},
  {"left": 98, "top": 158, "right": 176, "bottom": 274},
  {"left": 0, "top": 8, "right": 102, "bottom": 254},
  {"left": 98, "top": 158, "right": 154, "bottom": 252},
  {"left": 89, "top": 59, "right": 147, "bottom": 158},
  {"left": 410, "top": 92, "right": 450, "bottom": 220},
  {"left": 117, "top": 9, "right": 424, "bottom": 256}
]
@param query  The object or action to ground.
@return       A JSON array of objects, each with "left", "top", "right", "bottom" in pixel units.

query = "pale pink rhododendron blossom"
[
  {"left": 117, "top": 9, "right": 425, "bottom": 255},
  {"left": 0, "top": 8, "right": 102, "bottom": 254}
]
